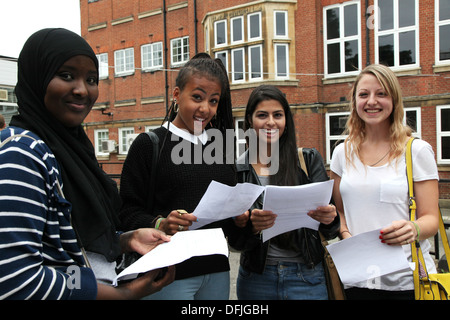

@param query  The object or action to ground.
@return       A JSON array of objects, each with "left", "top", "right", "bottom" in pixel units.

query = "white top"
[
  {"left": 330, "top": 139, "right": 439, "bottom": 291},
  {"left": 163, "top": 121, "right": 208, "bottom": 145}
]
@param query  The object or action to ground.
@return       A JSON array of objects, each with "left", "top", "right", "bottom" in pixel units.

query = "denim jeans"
[
  {"left": 144, "top": 271, "right": 230, "bottom": 300},
  {"left": 237, "top": 261, "right": 328, "bottom": 300}
]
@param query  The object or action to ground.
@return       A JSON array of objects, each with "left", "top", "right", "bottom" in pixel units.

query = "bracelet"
[
  {"left": 411, "top": 221, "right": 420, "bottom": 239},
  {"left": 155, "top": 218, "right": 165, "bottom": 230}
]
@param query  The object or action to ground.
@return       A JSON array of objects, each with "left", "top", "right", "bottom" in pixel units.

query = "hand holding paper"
[{"left": 261, "top": 180, "right": 334, "bottom": 242}]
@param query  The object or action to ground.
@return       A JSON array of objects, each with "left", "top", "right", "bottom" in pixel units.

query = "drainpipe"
[
  {"left": 194, "top": 0, "right": 198, "bottom": 54},
  {"left": 163, "top": 0, "right": 169, "bottom": 113},
  {"left": 365, "top": 0, "right": 370, "bottom": 66}
]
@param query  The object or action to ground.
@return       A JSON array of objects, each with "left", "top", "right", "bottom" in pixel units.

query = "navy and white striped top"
[{"left": 0, "top": 127, "right": 97, "bottom": 300}]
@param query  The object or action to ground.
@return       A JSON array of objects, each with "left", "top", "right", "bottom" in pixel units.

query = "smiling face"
[
  {"left": 355, "top": 73, "right": 393, "bottom": 129},
  {"left": 172, "top": 75, "right": 221, "bottom": 134},
  {"left": 250, "top": 99, "right": 286, "bottom": 145},
  {"left": 44, "top": 55, "right": 98, "bottom": 128}
]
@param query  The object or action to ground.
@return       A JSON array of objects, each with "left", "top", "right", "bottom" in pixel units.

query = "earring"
[{"left": 173, "top": 100, "right": 179, "bottom": 113}]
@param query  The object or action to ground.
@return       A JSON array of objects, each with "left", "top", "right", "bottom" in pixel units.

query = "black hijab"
[{"left": 10, "top": 28, "right": 121, "bottom": 262}]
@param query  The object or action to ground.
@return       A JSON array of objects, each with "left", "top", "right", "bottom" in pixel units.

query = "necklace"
[{"left": 369, "top": 149, "right": 390, "bottom": 166}]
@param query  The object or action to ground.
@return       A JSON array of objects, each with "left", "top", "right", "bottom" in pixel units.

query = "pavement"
[{"left": 227, "top": 202, "right": 450, "bottom": 300}]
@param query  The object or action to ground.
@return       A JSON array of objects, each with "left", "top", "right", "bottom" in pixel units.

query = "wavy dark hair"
[{"left": 244, "top": 85, "right": 298, "bottom": 186}]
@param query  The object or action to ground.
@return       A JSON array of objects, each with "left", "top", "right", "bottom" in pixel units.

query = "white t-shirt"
[{"left": 330, "top": 139, "right": 439, "bottom": 291}]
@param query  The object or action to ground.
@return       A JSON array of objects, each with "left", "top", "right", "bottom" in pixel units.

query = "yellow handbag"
[{"left": 406, "top": 138, "right": 450, "bottom": 300}]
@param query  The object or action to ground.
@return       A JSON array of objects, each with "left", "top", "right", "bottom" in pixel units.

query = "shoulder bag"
[
  {"left": 298, "top": 148, "right": 345, "bottom": 300},
  {"left": 406, "top": 137, "right": 450, "bottom": 300}
]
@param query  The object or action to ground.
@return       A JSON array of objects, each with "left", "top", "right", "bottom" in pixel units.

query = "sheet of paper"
[
  {"left": 261, "top": 180, "right": 334, "bottom": 242},
  {"left": 190, "top": 181, "right": 265, "bottom": 230},
  {"left": 113, "top": 228, "right": 229, "bottom": 286},
  {"left": 326, "top": 229, "right": 412, "bottom": 286}
]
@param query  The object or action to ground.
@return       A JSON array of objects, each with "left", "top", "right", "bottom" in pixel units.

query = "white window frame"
[
  {"left": 171, "top": 36, "right": 190, "bottom": 66},
  {"left": 325, "top": 112, "right": 349, "bottom": 164},
  {"left": 231, "top": 16, "right": 244, "bottom": 44},
  {"left": 94, "top": 129, "right": 109, "bottom": 156},
  {"left": 437, "top": 105, "right": 450, "bottom": 164},
  {"left": 118, "top": 127, "right": 135, "bottom": 155},
  {"left": 248, "top": 45, "right": 263, "bottom": 81},
  {"left": 114, "top": 48, "right": 135, "bottom": 76},
  {"left": 141, "top": 42, "right": 163, "bottom": 71},
  {"left": 96, "top": 53, "right": 109, "bottom": 79},
  {"left": 435, "top": 0, "right": 450, "bottom": 65},
  {"left": 231, "top": 48, "right": 245, "bottom": 83},
  {"left": 403, "top": 107, "right": 422, "bottom": 138},
  {"left": 274, "top": 43, "right": 289, "bottom": 79},
  {"left": 274, "top": 10, "right": 288, "bottom": 38},
  {"left": 214, "top": 20, "right": 227, "bottom": 47},
  {"left": 374, "top": 0, "right": 420, "bottom": 70},
  {"left": 215, "top": 51, "right": 228, "bottom": 76},
  {"left": 235, "top": 118, "right": 246, "bottom": 158},
  {"left": 248, "top": 12, "right": 262, "bottom": 41},
  {"left": 323, "top": 1, "right": 361, "bottom": 78}
]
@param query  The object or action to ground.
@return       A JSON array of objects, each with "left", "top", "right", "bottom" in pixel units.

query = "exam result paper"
[{"left": 113, "top": 228, "right": 229, "bottom": 286}]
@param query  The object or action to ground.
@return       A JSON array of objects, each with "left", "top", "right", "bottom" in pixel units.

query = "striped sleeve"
[{"left": 0, "top": 129, "right": 97, "bottom": 300}]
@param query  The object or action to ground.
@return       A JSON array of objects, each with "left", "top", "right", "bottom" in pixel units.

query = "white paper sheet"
[
  {"left": 190, "top": 181, "right": 265, "bottom": 230},
  {"left": 261, "top": 180, "right": 334, "bottom": 242},
  {"left": 326, "top": 229, "right": 412, "bottom": 286},
  {"left": 113, "top": 228, "right": 229, "bottom": 286}
]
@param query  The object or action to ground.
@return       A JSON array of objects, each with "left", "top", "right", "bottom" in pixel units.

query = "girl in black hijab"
[{"left": 1, "top": 28, "right": 174, "bottom": 299}]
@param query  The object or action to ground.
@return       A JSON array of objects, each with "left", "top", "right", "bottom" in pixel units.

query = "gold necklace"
[{"left": 369, "top": 149, "right": 390, "bottom": 166}]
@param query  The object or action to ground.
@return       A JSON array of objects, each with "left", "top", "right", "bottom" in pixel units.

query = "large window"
[
  {"left": 114, "top": 48, "right": 134, "bottom": 76},
  {"left": 215, "top": 20, "right": 227, "bottom": 47},
  {"left": 437, "top": 105, "right": 450, "bottom": 164},
  {"left": 274, "top": 11, "right": 288, "bottom": 38},
  {"left": 231, "top": 16, "right": 244, "bottom": 44},
  {"left": 118, "top": 127, "right": 135, "bottom": 155},
  {"left": 171, "top": 36, "right": 189, "bottom": 66},
  {"left": 275, "top": 43, "right": 289, "bottom": 79},
  {"left": 248, "top": 12, "right": 262, "bottom": 40},
  {"left": 249, "top": 45, "right": 263, "bottom": 81},
  {"left": 231, "top": 48, "right": 245, "bottom": 83},
  {"left": 436, "top": 0, "right": 450, "bottom": 64},
  {"left": 324, "top": 1, "right": 361, "bottom": 77},
  {"left": 94, "top": 129, "right": 109, "bottom": 156},
  {"left": 141, "top": 42, "right": 163, "bottom": 71},
  {"left": 96, "top": 53, "right": 109, "bottom": 79},
  {"left": 375, "top": 0, "right": 419, "bottom": 69}
]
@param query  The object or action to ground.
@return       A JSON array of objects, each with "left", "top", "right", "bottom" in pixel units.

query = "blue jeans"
[
  {"left": 237, "top": 261, "right": 328, "bottom": 300},
  {"left": 144, "top": 271, "right": 230, "bottom": 300}
]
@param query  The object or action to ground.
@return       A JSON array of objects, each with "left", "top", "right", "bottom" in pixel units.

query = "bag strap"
[
  {"left": 406, "top": 137, "right": 450, "bottom": 298},
  {"left": 298, "top": 147, "right": 308, "bottom": 177}
]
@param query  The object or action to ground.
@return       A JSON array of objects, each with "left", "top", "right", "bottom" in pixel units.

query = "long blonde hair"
[{"left": 344, "top": 64, "right": 412, "bottom": 166}]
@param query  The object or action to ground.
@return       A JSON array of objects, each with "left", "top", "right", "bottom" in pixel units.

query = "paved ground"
[{"left": 227, "top": 205, "right": 450, "bottom": 300}]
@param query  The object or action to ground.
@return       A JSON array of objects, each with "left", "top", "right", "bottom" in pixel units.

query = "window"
[
  {"left": 249, "top": 45, "right": 263, "bottom": 81},
  {"left": 215, "top": 51, "right": 228, "bottom": 75},
  {"left": 235, "top": 118, "right": 246, "bottom": 158},
  {"left": 231, "top": 16, "right": 244, "bottom": 44},
  {"left": 118, "top": 127, "right": 135, "bottom": 155},
  {"left": 171, "top": 37, "right": 190, "bottom": 66},
  {"left": 325, "top": 112, "right": 349, "bottom": 164},
  {"left": 96, "top": 53, "right": 108, "bottom": 79},
  {"left": 248, "top": 12, "right": 262, "bottom": 40},
  {"left": 231, "top": 48, "right": 245, "bottom": 83},
  {"left": 114, "top": 48, "right": 134, "bottom": 76},
  {"left": 437, "top": 105, "right": 450, "bottom": 164},
  {"left": 141, "top": 42, "right": 163, "bottom": 71},
  {"left": 375, "top": 0, "right": 419, "bottom": 69},
  {"left": 275, "top": 43, "right": 289, "bottom": 79},
  {"left": 404, "top": 107, "right": 421, "bottom": 138},
  {"left": 215, "top": 20, "right": 227, "bottom": 47},
  {"left": 94, "top": 129, "right": 109, "bottom": 156},
  {"left": 436, "top": 0, "right": 450, "bottom": 64},
  {"left": 274, "top": 11, "right": 288, "bottom": 38},
  {"left": 324, "top": 1, "right": 361, "bottom": 77}
]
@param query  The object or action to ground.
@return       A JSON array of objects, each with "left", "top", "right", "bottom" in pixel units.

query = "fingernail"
[{"left": 379, "top": 235, "right": 383, "bottom": 239}]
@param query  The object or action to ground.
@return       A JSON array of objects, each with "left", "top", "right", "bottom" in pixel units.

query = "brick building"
[{"left": 80, "top": 0, "right": 450, "bottom": 198}]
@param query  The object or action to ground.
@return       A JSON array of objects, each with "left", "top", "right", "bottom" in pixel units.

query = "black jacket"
[{"left": 229, "top": 148, "right": 340, "bottom": 274}]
